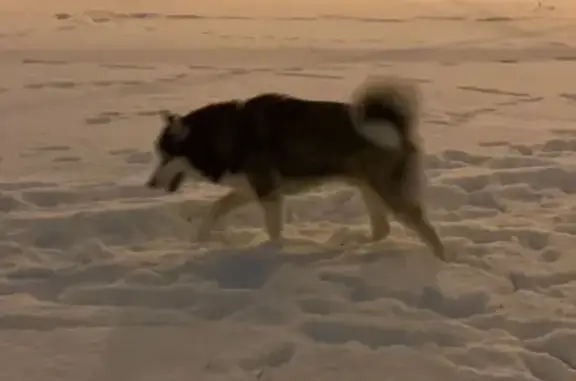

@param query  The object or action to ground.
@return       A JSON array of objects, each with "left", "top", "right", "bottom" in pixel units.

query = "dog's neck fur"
[{"left": 179, "top": 100, "right": 248, "bottom": 183}]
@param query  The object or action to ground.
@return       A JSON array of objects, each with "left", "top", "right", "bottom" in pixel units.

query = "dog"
[{"left": 146, "top": 76, "right": 445, "bottom": 261}]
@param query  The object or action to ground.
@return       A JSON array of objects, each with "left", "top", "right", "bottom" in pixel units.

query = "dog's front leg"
[
  {"left": 247, "top": 171, "right": 284, "bottom": 245},
  {"left": 387, "top": 197, "right": 445, "bottom": 260},
  {"left": 259, "top": 193, "right": 284, "bottom": 244},
  {"left": 197, "top": 190, "right": 252, "bottom": 241}
]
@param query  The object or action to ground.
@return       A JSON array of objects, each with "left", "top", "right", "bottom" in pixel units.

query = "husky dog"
[{"left": 146, "top": 77, "right": 445, "bottom": 260}]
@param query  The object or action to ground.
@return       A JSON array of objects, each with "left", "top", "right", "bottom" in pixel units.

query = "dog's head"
[{"left": 146, "top": 110, "right": 192, "bottom": 193}]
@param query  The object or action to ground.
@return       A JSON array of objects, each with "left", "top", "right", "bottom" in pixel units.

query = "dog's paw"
[
  {"left": 196, "top": 225, "right": 213, "bottom": 242},
  {"left": 178, "top": 207, "right": 196, "bottom": 223},
  {"left": 433, "top": 245, "right": 455, "bottom": 262},
  {"left": 258, "top": 239, "right": 284, "bottom": 252},
  {"left": 369, "top": 217, "right": 391, "bottom": 242},
  {"left": 370, "top": 229, "right": 391, "bottom": 242}
]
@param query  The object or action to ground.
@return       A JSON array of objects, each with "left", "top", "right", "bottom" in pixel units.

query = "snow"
[{"left": 1, "top": 0, "right": 576, "bottom": 380}]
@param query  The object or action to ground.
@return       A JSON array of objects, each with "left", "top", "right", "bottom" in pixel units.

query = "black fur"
[{"left": 155, "top": 92, "right": 412, "bottom": 190}]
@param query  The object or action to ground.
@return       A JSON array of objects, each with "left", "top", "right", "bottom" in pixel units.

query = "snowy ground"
[{"left": 2, "top": 1, "right": 576, "bottom": 380}]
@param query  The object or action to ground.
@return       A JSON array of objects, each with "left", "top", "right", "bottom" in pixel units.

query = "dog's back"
[{"left": 240, "top": 93, "right": 374, "bottom": 178}]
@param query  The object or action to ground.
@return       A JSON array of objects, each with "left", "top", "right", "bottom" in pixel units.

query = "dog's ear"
[
  {"left": 160, "top": 110, "right": 188, "bottom": 141},
  {"left": 160, "top": 110, "right": 180, "bottom": 125}
]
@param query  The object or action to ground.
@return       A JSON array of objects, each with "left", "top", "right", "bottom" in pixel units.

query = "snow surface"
[{"left": 2, "top": 1, "right": 576, "bottom": 380}]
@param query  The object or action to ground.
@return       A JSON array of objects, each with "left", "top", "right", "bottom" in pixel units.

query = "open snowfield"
[{"left": 2, "top": 0, "right": 576, "bottom": 380}]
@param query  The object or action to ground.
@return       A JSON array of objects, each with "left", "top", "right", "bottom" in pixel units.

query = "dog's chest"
[
  {"left": 216, "top": 173, "right": 251, "bottom": 190},
  {"left": 216, "top": 172, "right": 324, "bottom": 197}
]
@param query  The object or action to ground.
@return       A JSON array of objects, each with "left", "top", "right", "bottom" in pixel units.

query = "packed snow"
[{"left": 1, "top": 0, "right": 576, "bottom": 380}]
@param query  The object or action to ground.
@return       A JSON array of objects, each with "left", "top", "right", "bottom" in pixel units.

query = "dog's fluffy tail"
[
  {"left": 351, "top": 76, "right": 425, "bottom": 201},
  {"left": 349, "top": 76, "right": 421, "bottom": 151}
]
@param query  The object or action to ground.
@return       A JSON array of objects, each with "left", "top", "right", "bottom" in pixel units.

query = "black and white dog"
[{"left": 146, "top": 76, "right": 445, "bottom": 260}]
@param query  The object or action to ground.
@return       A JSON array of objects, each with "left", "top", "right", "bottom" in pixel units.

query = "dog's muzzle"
[
  {"left": 146, "top": 172, "right": 184, "bottom": 193},
  {"left": 146, "top": 178, "right": 158, "bottom": 189},
  {"left": 146, "top": 173, "right": 184, "bottom": 193},
  {"left": 146, "top": 157, "right": 189, "bottom": 193}
]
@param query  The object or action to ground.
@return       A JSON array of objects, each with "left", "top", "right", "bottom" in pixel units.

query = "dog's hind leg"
[
  {"left": 197, "top": 190, "right": 253, "bottom": 241},
  {"left": 370, "top": 179, "right": 445, "bottom": 260},
  {"left": 397, "top": 201, "right": 444, "bottom": 261},
  {"left": 357, "top": 182, "right": 391, "bottom": 241}
]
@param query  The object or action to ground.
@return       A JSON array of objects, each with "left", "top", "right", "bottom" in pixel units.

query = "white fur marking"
[
  {"left": 217, "top": 173, "right": 252, "bottom": 191},
  {"left": 359, "top": 121, "right": 401, "bottom": 149},
  {"left": 149, "top": 157, "right": 190, "bottom": 190},
  {"left": 149, "top": 156, "right": 253, "bottom": 193}
]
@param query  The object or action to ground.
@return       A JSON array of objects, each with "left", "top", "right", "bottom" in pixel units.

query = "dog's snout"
[{"left": 146, "top": 178, "right": 158, "bottom": 189}]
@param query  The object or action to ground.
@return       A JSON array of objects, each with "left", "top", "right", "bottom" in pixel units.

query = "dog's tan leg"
[
  {"left": 258, "top": 194, "right": 284, "bottom": 243},
  {"left": 197, "top": 190, "right": 252, "bottom": 241},
  {"left": 396, "top": 201, "right": 444, "bottom": 261},
  {"left": 357, "top": 183, "right": 391, "bottom": 241},
  {"left": 369, "top": 178, "right": 445, "bottom": 260},
  {"left": 246, "top": 170, "right": 284, "bottom": 245}
]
